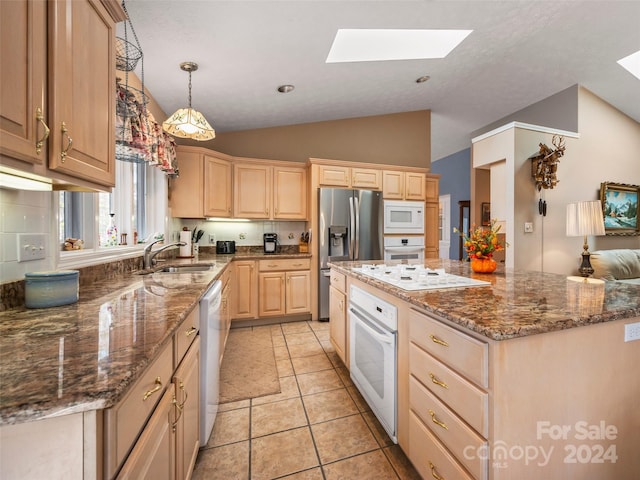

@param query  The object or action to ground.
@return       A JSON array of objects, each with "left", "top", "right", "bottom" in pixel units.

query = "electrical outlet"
[
  {"left": 524, "top": 222, "right": 534, "bottom": 233},
  {"left": 624, "top": 322, "right": 640, "bottom": 342},
  {"left": 17, "top": 234, "right": 47, "bottom": 262},
  {"left": 209, "top": 234, "right": 216, "bottom": 244}
]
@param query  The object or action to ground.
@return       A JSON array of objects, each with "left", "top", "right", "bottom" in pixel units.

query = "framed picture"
[
  {"left": 481, "top": 202, "right": 491, "bottom": 226},
  {"left": 600, "top": 182, "right": 639, "bottom": 236}
]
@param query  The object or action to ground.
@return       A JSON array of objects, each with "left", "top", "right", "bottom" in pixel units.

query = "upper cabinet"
[
  {"left": 234, "top": 161, "right": 308, "bottom": 220},
  {"left": 383, "top": 170, "right": 426, "bottom": 200},
  {"left": 318, "top": 164, "right": 382, "bottom": 190},
  {"left": 170, "top": 146, "right": 233, "bottom": 219},
  {"left": 169, "top": 147, "right": 307, "bottom": 220},
  {"left": 0, "top": 0, "right": 125, "bottom": 191}
]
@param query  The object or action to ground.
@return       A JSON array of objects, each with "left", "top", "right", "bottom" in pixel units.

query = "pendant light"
[{"left": 162, "top": 62, "right": 215, "bottom": 141}]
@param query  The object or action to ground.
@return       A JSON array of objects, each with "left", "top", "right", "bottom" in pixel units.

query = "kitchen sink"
[{"left": 158, "top": 264, "right": 215, "bottom": 273}]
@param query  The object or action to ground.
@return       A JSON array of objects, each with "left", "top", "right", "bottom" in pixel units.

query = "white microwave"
[{"left": 383, "top": 200, "right": 425, "bottom": 234}]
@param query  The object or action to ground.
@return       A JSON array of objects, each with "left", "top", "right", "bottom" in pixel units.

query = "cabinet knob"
[{"left": 185, "top": 326, "right": 197, "bottom": 337}]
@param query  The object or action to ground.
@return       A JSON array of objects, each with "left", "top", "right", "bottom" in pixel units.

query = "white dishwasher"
[{"left": 199, "top": 280, "right": 222, "bottom": 446}]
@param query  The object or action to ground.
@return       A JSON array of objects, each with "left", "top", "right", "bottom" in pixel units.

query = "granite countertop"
[
  {"left": 0, "top": 252, "right": 310, "bottom": 426},
  {"left": 330, "top": 259, "right": 640, "bottom": 341}
]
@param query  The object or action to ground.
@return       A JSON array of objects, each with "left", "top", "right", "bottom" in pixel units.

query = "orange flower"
[{"left": 454, "top": 220, "right": 507, "bottom": 259}]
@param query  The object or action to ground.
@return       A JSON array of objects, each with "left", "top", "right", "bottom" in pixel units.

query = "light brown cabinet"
[
  {"left": 174, "top": 336, "right": 200, "bottom": 480},
  {"left": 328, "top": 269, "right": 347, "bottom": 365},
  {"left": 0, "top": 0, "right": 124, "bottom": 190},
  {"left": 257, "top": 258, "right": 311, "bottom": 317},
  {"left": 170, "top": 147, "right": 233, "bottom": 219},
  {"left": 234, "top": 162, "right": 307, "bottom": 220},
  {"left": 219, "top": 268, "right": 232, "bottom": 365},
  {"left": 382, "top": 170, "right": 426, "bottom": 200},
  {"left": 317, "top": 164, "right": 381, "bottom": 189},
  {"left": 232, "top": 260, "right": 258, "bottom": 320}
]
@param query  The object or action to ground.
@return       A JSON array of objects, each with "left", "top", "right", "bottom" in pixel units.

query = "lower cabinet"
[
  {"left": 257, "top": 259, "right": 311, "bottom": 318},
  {"left": 328, "top": 269, "right": 347, "bottom": 365},
  {"left": 105, "top": 310, "right": 201, "bottom": 480},
  {"left": 219, "top": 268, "right": 232, "bottom": 365},
  {"left": 232, "top": 260, "right": 258, "bottom": 320}
]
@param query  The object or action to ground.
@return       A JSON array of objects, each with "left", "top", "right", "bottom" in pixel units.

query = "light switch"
[
  {"left": 524, "top": 222, "right": 534, "bottom": 233},
  {"left": 17, "top": 234, "right": 47, "bottom": 262}
]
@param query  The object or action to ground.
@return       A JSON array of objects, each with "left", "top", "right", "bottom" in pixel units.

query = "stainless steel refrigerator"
[{"left": 318, "top": 188, "right": 383, "bottom": 320}]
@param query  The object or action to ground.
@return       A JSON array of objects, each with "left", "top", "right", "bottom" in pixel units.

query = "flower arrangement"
[{"left": 454, "top": 219, "right": 506, "bottom": 259}]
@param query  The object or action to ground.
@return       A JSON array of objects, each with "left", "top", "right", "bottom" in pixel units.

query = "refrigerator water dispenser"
[{"left": 329, "top": 226, "right": 347, "bottom": 257}]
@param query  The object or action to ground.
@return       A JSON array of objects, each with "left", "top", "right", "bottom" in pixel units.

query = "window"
[{"left": 58, "top": 161, "right": 167, "bottom": 264}]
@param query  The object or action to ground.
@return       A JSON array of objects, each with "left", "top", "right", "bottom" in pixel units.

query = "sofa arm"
[{"left": 590, "top": 249, "right": 640, "bottom": 280}]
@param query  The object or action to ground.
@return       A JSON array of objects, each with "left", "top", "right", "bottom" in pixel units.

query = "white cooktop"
[{"left": 353, "top": 264, "right": 491, "bottom": 291}]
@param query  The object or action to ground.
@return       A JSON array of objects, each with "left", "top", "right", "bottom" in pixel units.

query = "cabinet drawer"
[
  {"left": 330, "top": 270, "right": 346, "bottom": 292},
  {"left": 410, "top": 309, "right": 488, "bottom": 388},
  {"left": 174, "top": 306, "right": 199, "bottom": 368},
  {"left": 410, "top": 376, "right": 487, "bottom": 480},
  {"left": 258, "top": 258, "right": 310, "bottom": 271},
  {"left": 410, "top": 343, "right": 488, "bottom": 437},
  {"left": 409, "top": 410, "right": 475, "bottom": 480},
  {"left": 104, "top": 340, "right": 173, "bottom": 477}
]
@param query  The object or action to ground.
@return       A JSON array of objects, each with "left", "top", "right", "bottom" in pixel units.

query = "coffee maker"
[{"left": 263, "top": 233, "right": 278, "bottom": 254}]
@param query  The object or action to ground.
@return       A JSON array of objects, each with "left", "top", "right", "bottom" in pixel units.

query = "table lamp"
[{"left": 566, "top": 200, "right": 605, "bottom": 279}]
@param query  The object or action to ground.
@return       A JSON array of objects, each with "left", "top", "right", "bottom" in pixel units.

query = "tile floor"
[{"left": 192, "top": 320, "right": 421, "bottom": 480}]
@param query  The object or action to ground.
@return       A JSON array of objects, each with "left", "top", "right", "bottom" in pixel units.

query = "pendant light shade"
[{"left": 163, "top": 62, "right": 215, "bottom": 141}]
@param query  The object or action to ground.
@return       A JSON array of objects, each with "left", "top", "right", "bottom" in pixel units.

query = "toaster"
[{"left": 216, "top": 240, "right": 236, "bottom": 254}]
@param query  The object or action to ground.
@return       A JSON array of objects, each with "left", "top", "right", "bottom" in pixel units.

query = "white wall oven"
[
  {"left": 383, "top": 236, "right": 424, "bottom": 261},
  {"left": 349, "top": 285, "right": 398, "bottom": 443},
  {"left": 383, "top": 200, "right": 425, "bottom": 234}
]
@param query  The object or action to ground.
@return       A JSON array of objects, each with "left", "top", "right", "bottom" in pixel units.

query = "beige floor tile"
[
  {"left": 270, "top": 324, "right": 284, "bottom": 335},
  {"left": 207, "top": 407, "right": 250, "bottom": 447},
  {"left": 288, "top": 341, "right": 326, "bottom": 359},
  {"left": 284, "top": 331, "right": 319, "bottom": 345},
  {"left": 192, "top": 441, "right": 249, "bottom": 480},
  {"left": 252, "top": 375, "right": 300, "bottom": 406},
  {"left": 363, "top": 410, "right": 394, "bottom": 447},
  {"left": 383, "top": 445, "right": 422, "bottom": 480},
  {"left": 251, "top": 427, "right": 319, "bottom": 480},
  {"left": 326, "top": 351, "right": 345, "bottom": 368},
  {"left": 319, "top": 340, "right": 335, "bottom": 353},
  {"left": 251, "top": 397, "right": 308, "bottom": 438},
  {"left": 311, "top": 414, "right": 379, "bottom": 464},
  {"left": 308, "top": 320, "right": 330, "bottom": 332},
  {"left": 303, "top": 388, "right": 359, "bottom": 424},
  {"left": 291, "top": 353, "right": 333, "bottom": 374},
  {"left": 272, "top": 334, "right": 286, "bottom": 347},
  {"left": 323, "top": 450, "right": 399, "bottom": 480},
  {"left": 276, "top": 356, "right": 295, "bottom": 377},
  {"left": 281, "top": 322, "right": 312, "bottom": 334},
  {"left": 217, "top": 398, "right": 250, "bottom": 413},
  {"left": 279, "top": 467, "right": 324, "bottom": 479},
  {"left": 297, "top": 369, "right": 344, "bottom": 395},
  {"left": 273, "top": 345, "right": 291, "bottom": 360},
  {"left": 347, "top": 385, "right": 371, "bottom": 412}
]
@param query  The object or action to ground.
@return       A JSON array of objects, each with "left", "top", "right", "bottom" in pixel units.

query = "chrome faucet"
[{"left": 143, "top": 240, "right": 186, "bottom": 270}]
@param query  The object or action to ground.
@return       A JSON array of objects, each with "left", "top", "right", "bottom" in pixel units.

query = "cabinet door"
[
  {"left": 273, "top": 166, "right": 307, "bottom": 219},
  {"left": 204, "top": 155, "right": 232, "bottom": 217},
  {"left": 351, "top": 168, "right": 381, "bottom": 190},
  {"left": 48, "top": 0, "right": 117, "bottom": 187},
  {"left": 382, "top": 171, "right": 404, "bottom": 199},
  {"left": 234, "top": 163, "right": 271, "bottom": 218},
  {"left": 232, "top": 261, "right": 258, "bottom": 319},
  {"left": 258, "top": 272, "right": 286, "bottom": 317},
  {"left": 318, "top": 164, "right": 350, "bottom": 187},
  {"left": 329, "top": 285, "right": 347, "bottom": 364},
  {"left": 285, "top": 270, "right": 311, "bottom": 314},
  {"left": 169, "top": 149, "right": 204, "bottom": 218},
  {"left": 0, "top": 0, "right": 48, "bottom": 165},
  {"left": 425, "top": 176, "right": 439, "bottom": 202},
  {"left": 405, "top": 172, "right": 426, "bottom": 200},
  {"left": 174, "top": 337, "right": 200, "bottom": 480},
  {"left": 424, "top": 201, "right": 439, "bottom": 258},
  {"left": 116, "top": 388, "right": 176, "bottom": 480},
  {"left": 220, "top": 282, "right": 231, "bottom": 365}
]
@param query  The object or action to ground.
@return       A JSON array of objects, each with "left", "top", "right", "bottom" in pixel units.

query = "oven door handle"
[
  {"left": 349, "top": 307, "right": 394, "bottom": 345},
  {"left": 384, "top": 246, "right": 425, "bottom": 253}
]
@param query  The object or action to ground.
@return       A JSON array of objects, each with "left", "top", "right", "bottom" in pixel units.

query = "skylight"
[
  {"left": 617, "top": 50, "right": 640, "bottom": 80},
  {"left": 326, "top": 29, "right": 472, "bottom": 63}
]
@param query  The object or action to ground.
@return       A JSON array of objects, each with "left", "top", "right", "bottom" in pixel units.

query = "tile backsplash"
[{"left": 176, "top": 220, "right": 308, "bottom": 247}]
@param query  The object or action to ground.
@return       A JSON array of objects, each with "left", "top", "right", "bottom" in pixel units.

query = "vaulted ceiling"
[{"left": 121, "top": 1, "right": 640, "bottom": 161}]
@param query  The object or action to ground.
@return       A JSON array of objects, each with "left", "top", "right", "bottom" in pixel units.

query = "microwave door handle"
[
  {"left": 349, "top": 196, "right": 355, "bottom": 258},
  {"left": 384, "top": 246, "right": 425, "bottom": 253},
  {"left": 354, "top": 196, "right": 360, "bottom": 259}
]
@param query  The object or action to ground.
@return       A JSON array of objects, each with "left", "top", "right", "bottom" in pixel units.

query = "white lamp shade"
[
  {"left": 566, "top": 201, "right": 606, "bottom": 237},
  {"left": 162, "top": 107, "right": 215, "bottom": 141}
]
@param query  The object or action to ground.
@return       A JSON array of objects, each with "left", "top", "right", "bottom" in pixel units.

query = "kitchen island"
[{"left": 329, "top": 259, "right": 640, "bottom": 480}]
